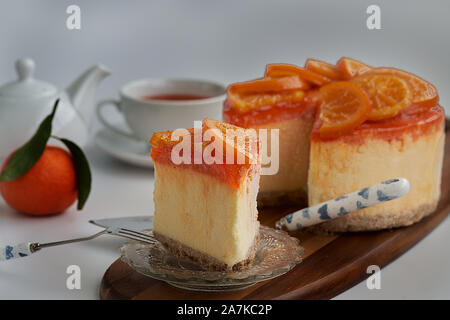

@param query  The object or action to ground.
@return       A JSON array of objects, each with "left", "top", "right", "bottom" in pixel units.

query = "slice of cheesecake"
[{"left": 150, "top": 118, "right": 261, "bottom": 271}]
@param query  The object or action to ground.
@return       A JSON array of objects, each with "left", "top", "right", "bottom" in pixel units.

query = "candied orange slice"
[
  {"left": 265, "top": 64, "right": 331, "bottom": 86},
  {"left": 203, "top": 118, "right": 259, "bottom": 162},
  {"left": 319, "top": 81, "right": 371, "bottom": 138},
  {"left": 369, "top": 68, "right": 438, "bottom": 109},
  {"left": 353, "top": 72, "right": 412, "bottom": 120},
  {"left": 305, "top": 59, "right": 341, "bottom": 80},
  {"left": 228, "top": 90, "right": 305, "bottom": 113},
  {"left": 337, "top": 57, "right": 371, "bottom": 80},
  {"left": 227, "top": 76, "right": 308, "bottom": 113},
  {"left": 228, "top": 76, "right": 309, "bottom": 94},
  {"left": 149, "top": 128, "right": 194, "bottom": 147},
  {"left": 150, "top": 119, "right": 258, "bottom": 189}
]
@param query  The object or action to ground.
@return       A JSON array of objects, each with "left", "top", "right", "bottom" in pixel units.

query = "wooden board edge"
[{"left": 275, "top": 203, "right": 450, "bottom": 299}]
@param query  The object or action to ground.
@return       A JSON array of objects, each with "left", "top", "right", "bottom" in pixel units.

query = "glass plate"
[{"left": 120, "top": 226, "right": 304, "bottom": 292}]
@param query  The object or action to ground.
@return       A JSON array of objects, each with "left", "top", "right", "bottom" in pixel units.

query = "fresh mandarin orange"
[
  {"left": 319, "top": 81, "right": 371, "bottom": 138},
  {"left": 0, "top": 145, "right": 77, "bottom": 216},
  {"left": 353, "top": 72, "right": 412, "bottom": 120},
  {"left": 337, "top": 57, "right": 371, "bottom": 80}
]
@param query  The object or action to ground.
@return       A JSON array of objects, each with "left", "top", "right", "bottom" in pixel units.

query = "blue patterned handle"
[
  {"left": 276, "top": 178, "right": 410, "bottom": 231},
  {"left": 0, "top": 243, "right": 34, "bottom": 261}
]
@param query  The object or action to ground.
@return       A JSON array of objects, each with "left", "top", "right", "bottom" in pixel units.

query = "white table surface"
[{"left": 0, "top": 135, "right": 449, "bottom": 300}]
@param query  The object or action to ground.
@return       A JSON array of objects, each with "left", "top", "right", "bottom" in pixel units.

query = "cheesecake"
[
  {"left": 308, "top": 104, "right": 445, "bottom": 231},
  {"left": 224, "top": 83, "right": 321, "bottom": 207},
  {"left": 150, "top": 118, "right": 261, "bottom": 270},
  {"left": 223, "top": 58, "right": 444, "bottom": 231}
]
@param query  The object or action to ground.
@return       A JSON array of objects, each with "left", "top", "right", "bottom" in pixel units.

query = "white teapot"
[{"left": 0, "top": 58, "right": 110, "bottom": 158}]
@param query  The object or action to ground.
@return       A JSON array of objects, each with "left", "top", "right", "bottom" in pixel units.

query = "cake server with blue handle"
[
  {"left": 275, "top": 178, "right": 410, "bottom": 231},
  {"left": 0, "top": 216, "right": 154, "bottom": 261}
]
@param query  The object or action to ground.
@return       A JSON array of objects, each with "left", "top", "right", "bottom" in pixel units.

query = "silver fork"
[{"left": 0, "top": 227, "right": 156, "bottom": 261}]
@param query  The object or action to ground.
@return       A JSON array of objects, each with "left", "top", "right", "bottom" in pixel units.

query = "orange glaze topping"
[
  {"left": 223, "top": 90, "right": 321, "bottom": 128},
  {"left": 150, "top": 119, "right": 259, "bottom": 189},
  {"left": 224, "top": 58, "right": 443, "bottom": 141},
  {"left": 310, "top": 104, "right": 445, "bottom": 144}
]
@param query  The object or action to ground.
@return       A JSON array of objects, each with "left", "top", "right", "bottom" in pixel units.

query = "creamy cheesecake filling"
[
  {"left": 256, "top": 116, "right": 313, "bottom": 195},
  {"left": 308, "top": 125, "right": 445, "bottom": 231},
  {"left": 153, "top": 162, "right": 260, "bottom": 268},
  {"left": 223, "top": 96, "right": 319, "bottom": 207}
]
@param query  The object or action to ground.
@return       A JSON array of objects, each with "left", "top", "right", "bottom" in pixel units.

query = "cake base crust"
[
  {"left": 306, "top": 201, "right": 438, "bottom": 233},
  {"left": 154, "top": 231, "right": 259, "bottom": 271},
  {"left": 257, "top": 189, "right": 307, "bottom": 208}
]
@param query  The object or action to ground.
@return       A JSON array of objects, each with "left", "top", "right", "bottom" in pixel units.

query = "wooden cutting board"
[{"left": 100, "top": 123, "right": 450, "bottom": 300}]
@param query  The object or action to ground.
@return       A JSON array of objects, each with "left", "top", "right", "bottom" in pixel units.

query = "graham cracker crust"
[
  {"left": 257, "top": 189, "right": 307, "bottom": 208},
  {"left": 306, "top": 201, "right": 439, "bottom": 233},
  {"left": 153, "top": 231, "right": 259, "bottom": 271}
]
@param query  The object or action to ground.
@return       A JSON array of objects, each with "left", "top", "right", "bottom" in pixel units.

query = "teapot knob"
[{"left": 16, "top": 58, "right": 35, "bottom": 81}]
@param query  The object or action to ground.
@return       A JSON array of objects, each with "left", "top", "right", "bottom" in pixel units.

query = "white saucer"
[{"left": 94, "top": 128, "right": 153, "bottom": 168}]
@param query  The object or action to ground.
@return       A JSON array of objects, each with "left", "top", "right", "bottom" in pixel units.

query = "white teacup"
[{"left": 96, "top": 78, "right": 226, "bottom": 142}]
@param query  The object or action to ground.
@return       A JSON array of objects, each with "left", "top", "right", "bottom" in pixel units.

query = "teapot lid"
[{"left": 0, "top": 58, "right": 58, "bottom": 98}]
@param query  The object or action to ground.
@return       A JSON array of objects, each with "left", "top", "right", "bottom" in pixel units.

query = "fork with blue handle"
[
  {"left": 275, "top": 178, "right": 410, "bottom": 231},
  {"left": 0, "top": 227, "right": 156, "bottom": 262}
]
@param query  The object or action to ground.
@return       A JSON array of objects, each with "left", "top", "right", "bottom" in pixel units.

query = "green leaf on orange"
[
  {"left": 0, "top": 99, "right": 59, "bottom": 182},
  {"left": 53, "top": 137, "right": 92, "bottom": 210}
]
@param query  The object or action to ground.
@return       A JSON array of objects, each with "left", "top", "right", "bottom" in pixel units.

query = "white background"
[{"left": 0, "top": 0, "right": 450, "bottom": 299}]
